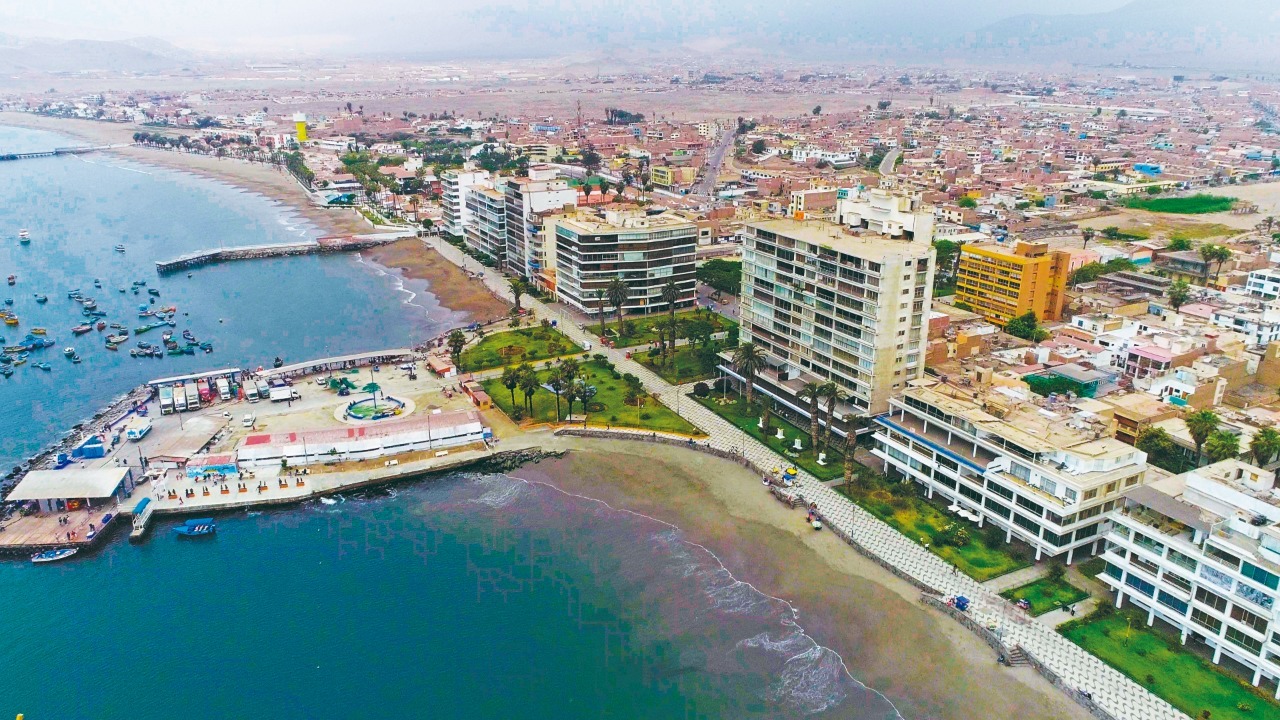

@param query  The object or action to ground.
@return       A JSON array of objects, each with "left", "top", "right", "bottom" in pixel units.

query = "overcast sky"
[{"left": 0, "top": 0, "right": 1137, "bottom": 55}]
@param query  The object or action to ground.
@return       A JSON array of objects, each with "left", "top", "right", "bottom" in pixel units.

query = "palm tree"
[
  {"left": 1081, "top": 227, "right": 1095, "bottom": 249},
  {"left": 606, "top": 277, "right": 629, "bottom": 335},
  {"left": 842, "top": 432, "right": 856, "bottom": 492},
  {"left": 508, "top": 277, "right": 527, "bottom": 313},
  {"left": 819, "top": 383, "right": 840, "bottom": 452},
  {"left": 593, "top": 288, "right": 608, "bottom": 337},
  {"left": 760, "top": 397, "right": 773, "bottom": 434},
  {"left": 664, "top": 316, "right": 682, "bottom": 360},
  {"left": 1249, "top": 426, "right": 1280, "bottom": 467},
  {"left": 546, "top": 365, "right": 567, "bottom": 420},
  {"left": 660, "top": 280, "right": 681, "bottom": 353},
  {"left": 362, "top": 382, "right": 381, "bottom": 410},
  {"left": 801, "top": 381, "right": 824, "bottom": 449},
  {"left": 576, "top": 381, "right": 597, "bottom": 424},
  {"left": 1204, "top": 430, "right": 1240, "bottom": 464},
  {"left": 518, "top": 366, "right": 540, "bottom": 414},
  {"left": 500, "top": 365, "right": 520, "bottom": 406},
  {"left": 1198, "top": 244, "right": 1232, "bottom": 286},
  {"left": 1185, "top": 409, "right": 1220, "bottom": 466},
  {"left": 731, "top": 342, "right": 767, "bottom": 406}
]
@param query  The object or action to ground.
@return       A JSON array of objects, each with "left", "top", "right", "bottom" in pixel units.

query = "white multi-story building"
[
  {"left": 874, "top": 378, "right": 1149, "bottom": 562},
  {"left": 790, "top": 144, "right": 858, "bottom": 167},
  {"left": 463, "top": 187, "right": 507, "bottom": 265},
  {"left": 1210, "top": 301, "right": 1280, "bottom": 346},
  {"left": 1101, "top": 460, "right": 1280, "bottom": 696},
  {"left": 1245, "top": 269, "right": 1280, "bottom": 300},
  {"left": 836, "top": 187, "right": 936, "bottom": 239},
  {"left": 500, "top": 165, "right": 578, "bottom": 283},
  {"left": 734, "top": 214, "right": 935, "bottom": 416},
  {"left": 441, "top": 169, "right": 491, "bottom": 238}
]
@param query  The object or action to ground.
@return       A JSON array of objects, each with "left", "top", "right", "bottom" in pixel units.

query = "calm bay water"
[
  {"left": 0, "top": 125, "right": 898, "bottom": 720},
  {"left": 0, "top": 475, "right": 899, "bottom": 719},
  {"left": 0, "top": 125, "right": 462, "bottom": 470}
]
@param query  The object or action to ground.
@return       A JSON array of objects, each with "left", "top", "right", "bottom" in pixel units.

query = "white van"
[{"left": 242, "top": 413, "right": 256, "bottom": 428}]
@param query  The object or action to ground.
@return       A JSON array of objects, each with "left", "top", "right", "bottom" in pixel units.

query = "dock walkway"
[{"left": 155, "top": 232, "right": 415, "bottom": 273}]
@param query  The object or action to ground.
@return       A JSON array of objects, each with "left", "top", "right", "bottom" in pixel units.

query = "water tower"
[{"left": 293, "top": 113, "right": 308, "bottom": 142}]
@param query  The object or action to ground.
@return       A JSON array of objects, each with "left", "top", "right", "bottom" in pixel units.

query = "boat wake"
[{"left": 422, "top": 473, "right": 903, "bottom": 719}]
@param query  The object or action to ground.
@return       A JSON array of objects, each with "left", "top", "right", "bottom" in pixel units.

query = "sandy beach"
[
  {"left": 517, "top": 438, "right": 1091, "bottom": 720},
  {"left": 362, "top": 238, "right": 512, "bottom": 323}
]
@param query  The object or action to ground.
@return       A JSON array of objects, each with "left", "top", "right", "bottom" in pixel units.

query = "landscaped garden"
[
  {"left": 481, "top": 358, "right": 702, "bottom": 435},
  {"left": 597, "top": 308, "right": 737, "bottom": 348},
  {"left": 459, "top": 326, "right": 582, "bottom": 371},
  {"left": 636, "top": 342, "right": 731, "bottom": 384},
  {"left": 693, "top": 390, "right": 846, "bottom": 481},
  {"left": 1061, "top": 606, "right": 1280, "bottom": 720},
  {"left": 1000, "top": 570, "right": 1089, "bottom": 616},
  {"left": 1121, "top": 194, "right": 1237, "bottom": 215}
]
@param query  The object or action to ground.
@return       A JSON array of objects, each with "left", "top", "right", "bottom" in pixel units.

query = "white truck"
[
  {"left": 125, "top": 417, "right": 152, "bottom": 441},
  {"left": 269, "top": 387, "right": 300, "bottom": 403},
  {"left": 245, "top": 382, "right": 260, "bottom": 403},
  {"left": 216, "top": 377, "right": 231, "bottom": 401},
  {"left": 173, "top": 384, "right": 188, "bottom": 412},
  {"left": 184, "top": 384, "right": 200, "bottom": 411},
  {"left": 159, "top": 386, "right": 175, "bottom": 415}
]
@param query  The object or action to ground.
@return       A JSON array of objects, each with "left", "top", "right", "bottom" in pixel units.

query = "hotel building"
[
  {"left": 1100, "top": 460, "right": 1280, "bottom": 696},
  {"left": 874, "top": 378, "right": 1149, "bottom": 562},
  {"left": 954, "top": 240, "right": 1071, "bottom": 326},
  {"left": 499, "top": 166, "right": 578, "bottom": 284},
  {"left": 734, "top": 213, "right": 935, "bottom": 416},
  {"left": 552, "top": 208, "right": 697, "bottom": 318}
]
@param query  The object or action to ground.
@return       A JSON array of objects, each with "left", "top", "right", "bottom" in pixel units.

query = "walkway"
[{"left": 421, "top": 236, "right": 1187, "bottom": 720}]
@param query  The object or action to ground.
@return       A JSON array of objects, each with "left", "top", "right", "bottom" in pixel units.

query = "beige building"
[{"left": 734, "top": 216, "right": 935, "bottom": 417}]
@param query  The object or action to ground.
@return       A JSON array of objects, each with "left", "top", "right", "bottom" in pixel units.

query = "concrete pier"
[{"left": 154, "top": 232, "right": 414, "bottom": 274}]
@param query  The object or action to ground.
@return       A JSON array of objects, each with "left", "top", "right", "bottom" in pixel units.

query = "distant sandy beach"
[
  {"left": 362, "top": 238, "right": 512, "bottom": 324},
  {"left": 517, "top": 439, "right": 1092, "bottom": 720}
]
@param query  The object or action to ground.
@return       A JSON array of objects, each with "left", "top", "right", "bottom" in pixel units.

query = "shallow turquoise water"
[{"left": 0, "top": 125, "right": 463, "bottom": 469}]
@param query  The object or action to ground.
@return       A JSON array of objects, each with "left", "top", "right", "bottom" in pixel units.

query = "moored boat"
[
  {"left": 31, "top": 548, "right": 77, "bottom": 563},
  {"left": 33, "top": 294, "right": 47, "bottom": 303},
  {"left": 96, "top": 321, "right": 106, "bottom": 331},
  {"left": 71, "top": 325, "right": 92, "bottom": 335},
  {"left": 106, "top": 333, "right": 128, "bottom": 343},
  {"left": 30, "top": 327, "right": 46, "bottom": 335},
  {"left": 114, "top": 244, "right": 125, "bottom": 252},
  {"left": 6, "top": 275, "right": 15, "bottom": 285},
  {"left": 33, "top": 362, "right": 50, "bottom": 371},
  {"left": 17, "top": 230, "right": 30, "bottom": 245},
  {"left": 174, "top": 518, "right": 216, "bottom": 537},
  {"left": 105, "top": 343, "right": 118, "bottom": 351}
]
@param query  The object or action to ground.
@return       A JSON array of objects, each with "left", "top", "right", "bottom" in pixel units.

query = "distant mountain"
[{"left": 0, "top": 34, "right": 196, "bottom": 74}]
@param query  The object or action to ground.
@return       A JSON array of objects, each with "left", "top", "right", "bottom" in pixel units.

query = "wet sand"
[
  {"left": 363, "top": 238, "right": 511, "bottom": 323},
  {"left": 517, "top": 439, "right": 1091, "bottom": 720}
]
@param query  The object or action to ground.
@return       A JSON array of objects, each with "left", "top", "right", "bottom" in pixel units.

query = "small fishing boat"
[
  {"left": 93, "top": 279, "right": 102, "bottom": 288},
  {"left": 63, "top": 347, "right": 76, "bottom": 357},
  {"left": 71, "top": 355, "right": 81, "bottom": 364},
  {"left": 29, "top": 327, "right": 46, "bottom": 335},
  {"left": 273, "top": 356, "right": 284, "bottom": 368},
  {"left": 105, "top": 343, "right": 118, "bottom": 351},
  {"left": 109, "top": 323, "right": 125, "bottom": 330},
  {"left": 0, "top": 367, "right": 12, "bottom": 377},
  {"left": 31, "top": 548, "right": 77, "bottom": 563},
  {"left": 95, "top": 321, "right": 106, "bottom": 331},
  {"left": 17, "top": 230, "right": 30, "bottom": 245},
  {"left": 106, "top": 333, "right": 128, "bottom": 344},
  {"left": 4, "top": 316, "right": 18, "bottom": 326},
  {"left": 3, "top": 298, "right": 11, "bottom": 305},
  {"left": 162, "top": 331, "right": 173, "bottom": 342},
  {"left": 147, "top": 289, "right": 160, "bottom": 296},
  {"left": 118, "top": 287, "right": 126, "bottom": 293},
  {"left": 5, "top": 275, "right": 14, "bottom": 285},
  {"left": 114, "top": 244, "right": 125, "bottom": 252},
  {"left": 12, "top": 356, "right": 26, "bottom": 366},
  {"left": 33, "top": 362, "right": 50, "bottom": 371},
  {"left": 34, "top": 339, "right": 54, "bottom": 349},
  {"left": 133, "top": 280, "right": 147, "bottom": 287},
  {"left": 174, "top": 518, "right": 216, "bottom": 537},
  {"left": 33, "top": 294, "right": 47, "bottom": 303},
  {"left": 71, "top": 325, "right": 92, "bottom": 335},
  {"left": 200, "top": 342, "right": 213, "bottom": 353}
]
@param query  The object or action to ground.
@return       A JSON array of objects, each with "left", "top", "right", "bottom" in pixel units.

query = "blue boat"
[
  {"left": 173, "top": 518, "right": 216, "bottom": 537},
  {"left": 31, "top": 548, "right": 78, "bottom": 564}
]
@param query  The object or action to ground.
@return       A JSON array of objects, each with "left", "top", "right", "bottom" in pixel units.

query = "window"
[
  {"left": 1124, "top": 475, "right": 1140, "bottom": 488},
  {"left": 1105, "top": 481, "right": 1118, "bottom": 495},
  {"left": 1203, "top": 544, "right": 1241, "bottom": 570},
  {"left": 1230, "top": 605, "right": 1268, "bottom": 633},
  {"left": 1104, "top": 562, "right": 1123, "bottom": 579},
  {"left": 1132, "top": 555, "right": 1160, "bottom": 576},
  {"left": 1083, "top": 489, "right": 1098, "bottom": 501},
  {"left": 1163, "top": 571, "right": 1192, "bottom": 593},
  {"left": 1016, "top": 494, "right": 1043, "bottom": 516},
  {"left": 1074, "top": 523, "right": 1099, "bottom": 541},
  {"left": 1241, "top": 562, "right": 1280, "bottom": 591},
  {"left": 987, "top": 482, "right": 1014, "bottom": 501},
  {"left": 1191, "top": 608, "right": 1222, "bottom": 633},
  {"left": 1225, "top": 627, "right": 1263, "bottom": 655},
  {"left": 1013, "top": 513, "right": 1040, "bottom": 533},
  {"left": 1195, "top": 587, "right": 1228, "bottom": 613},
  {"left": 1125, "top": 574, "right": 1155, "bottom": 597},
  {"left": 1157, "top": 591, "right": 1189, "bottom": 615},
  {"left": 1167, "top": 548, "right": 1197, "bottom": 572},
  {"left": 1064, "top": 488, "right": 1078, "bottom": 503}
]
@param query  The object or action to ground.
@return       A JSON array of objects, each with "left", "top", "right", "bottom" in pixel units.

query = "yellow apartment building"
[{"left": 955, "top": 240, "right": 1070, "bottom": 325}]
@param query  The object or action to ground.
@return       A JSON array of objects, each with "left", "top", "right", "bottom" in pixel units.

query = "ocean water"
[
  {"left": 0, "top": 125, "right": 464, "bottom": 470},
  {"left": 0, "top": 474, "right": 901, "bottom": 719}
]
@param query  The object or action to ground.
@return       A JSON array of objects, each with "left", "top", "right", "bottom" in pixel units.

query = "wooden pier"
[{"left": 154, "top": 232, "right": 414, "bottom": 274}]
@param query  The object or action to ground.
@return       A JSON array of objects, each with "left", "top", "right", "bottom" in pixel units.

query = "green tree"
[
  {"left": 732, "top": 342, "right": 767, "bottom": 406},
  {"left": 447, "top": 329, "right": 466, "bottom": 367},
  {"left": 1136, "top": 426, "right": 1182, "bottom": 473},
  {"left": 508, "top": 277, "right": 527, "bottom": 313},
  {"left": 576, "top": 380, "right": 597, "bottom": 423},
  {"left": 820, "top": 382, "right": 840, "bottom": 452},
  {"left": 750, "top": 139, "right": 767, "bottom": 154},
  {"left": 606, "top": 277, "right": 629, "bottom": 336},
  {"left": 811, "top": 105, "right": 822, "bottom": 115},
  {"left": 500, "top": 365, "right": 520, "bottom": 406},
  {"left": 1166, "top": 279, "right": 1192, "bottom": 310},
  {"left": 1249, "top": 426, "right": 1280, "bottom": 466},
  {"left": 1185, "top": 410, "right": 1221, "bottom": 466},
  {"left": 518, "top": 364, "right": 539, "bottom": 414},
  {"left": 593, "top": 288, "right": 608, "bottom": 337},
  {"left": 1198, "top": 244, "right": 1232, "bottom": 285},
  {"left": 1203, "top": 430, "right": 1240, "bottom": 464},
  {"left": 546, "top": 365, "right": 567, "bottom": 420},
  {"left": 1003, "top": 311, "right": 1046, "bottom": 342},
  {"left": 1166, "top": 236, "right": 1192, "bottom": 252},
  {"left": 956, "top": 196, "right": 977, "bottom": 209},
  {"left": 361, "top": 382, "right": 381, "bottom": 410},
  {"left": 661, "top": 279, "right": 681, "bottom": 354}
]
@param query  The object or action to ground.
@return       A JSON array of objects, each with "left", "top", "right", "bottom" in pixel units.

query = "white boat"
[
  {"left": 114, "top": 245, "right": 126, "bottom": 252},
  {"left": 18, "top": 229, "right": 30, "bottom": 245},
  {"left": 31, "top": 548, "right": 78, "bottom": 563}
]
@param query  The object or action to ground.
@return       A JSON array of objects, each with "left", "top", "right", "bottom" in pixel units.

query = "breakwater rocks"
[{"left": 473, "top": 447, "right": 565, "bottom": 474}]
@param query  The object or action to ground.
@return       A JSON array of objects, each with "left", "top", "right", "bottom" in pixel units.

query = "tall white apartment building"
[
  {"left": 1101, "top": 459, "right": 1280, "bottom": 696},
  {"left": 500, "top": 165, "right": 578, "bottom": 283},
  {"left": 836, "top": 187, "right": 936, "bottom": 240},
  {"left": 463, "top": 187, "right": 507, "bottom": 265},
  {"left": 440, "top": 169, "right": 490, "bottom": 238},
  {"left": 874, "top": 378, "right": 1149, "bottom": 562},
  {"left": 735, "top": 216, "right": 935, "bottom": 416}
]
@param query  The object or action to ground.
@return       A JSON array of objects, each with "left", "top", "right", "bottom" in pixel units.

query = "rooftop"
[
  {"left": 7, "top": 467, "right": 131, "bottom": 501},
  {"left": 747, "top": 218, "right": 932, "bottom": 260},
  {"left": 557, "top": 208, "right": 697, "bottom": 234}
]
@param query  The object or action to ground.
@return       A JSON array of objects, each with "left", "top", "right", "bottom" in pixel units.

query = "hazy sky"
[{"left": 0, "top": 0, "right": 1136, "bottom": 55}]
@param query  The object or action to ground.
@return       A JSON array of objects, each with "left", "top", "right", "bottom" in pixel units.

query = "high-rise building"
[
  {"left": 1099, "top": 459, "right": 1280, "bottom": 696},
  {"left": 464, "top": 187, "right": 507, "bottom": 265},
  {"left": 875, "top": 378, "right": 1150, "bottom": 562},
  {"left": 552, "top": 208, "right": 697, "bottom": 318},
  {"left": 735, "top": 215, "right": 935, "bottom": 416},
  {"left": 441, "top": 169, "right": 490, "bottom": 239},
  {"left": 955, "top": 240, "right": 1071, "bottom": 326},
  {"left": 499, "top": 166, "right": 578, "bottom": 283}
]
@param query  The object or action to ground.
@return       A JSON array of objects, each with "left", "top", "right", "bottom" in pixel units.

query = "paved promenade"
[{"left": 426, "top": 236, "right": 1187, "bottom": 720}]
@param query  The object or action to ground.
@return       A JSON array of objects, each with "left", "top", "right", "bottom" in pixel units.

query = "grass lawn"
[
  {"left": 460, "top": 326, "right": 582, "bottom": 372},
  {"left": 1122, "top": 194, "right": 1237, "bottom": 215},
  {"left": 596, "top": 309, "right": 738, "bottom": 348},
  {"left": 1061, "top": 608, "right": 1279, "bottom": 720},
  {"left": 1000, "top": 575, "right": 1089, "bottom": 616},
  {"left": 481, "top": 360, "right": 702, "bottom": 435},
  {"left": 635, "top": 344, "right": 726, "bottom": 384},
  {"left": 693, "top": 392, "right": 845, "bottom": 480}
]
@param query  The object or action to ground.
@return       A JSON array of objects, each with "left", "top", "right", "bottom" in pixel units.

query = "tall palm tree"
[
  {"left": 500, "top": 365, "right": 520, "bottom": 406},
  {"left": 801, "top": 381, "right": 824, "bottom": 450},
  {"left": 593, "top": 288, "right": 608, "bottom": 337},
  {"left": 518, "top": 366, "right": 540, "bottom": 414},
  {"left": 1250, "top": 426, "right": 1280, "bottom": 467},
  {"left": 819, "top": 383, "right": 840, "bottom": 452},
  {"left": 508, "top": 277, "right": 526, "bottom": 313},
  {"left": 732, "top": 342, "right": 767, "bottom": 406},
  {"left": 660, "top": 280, "right": 681, "bottom": 354},
  {"left": 1185, "top": 409, "right": 1220, "bottom": 466},
  {"left": 842, "top": 432, "right": 856, "bottom": 492},
  {"left": 546, "top": 365, "right": 567, "bottom": 420},
  {"left": 606, "top": 277, "right": 629, "bottom": 335}
]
